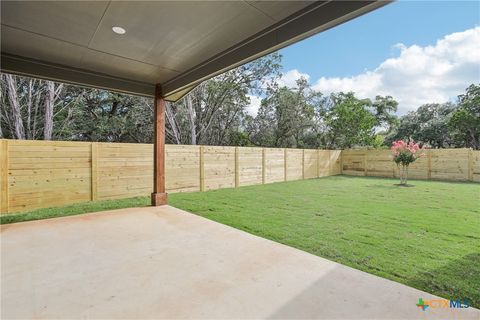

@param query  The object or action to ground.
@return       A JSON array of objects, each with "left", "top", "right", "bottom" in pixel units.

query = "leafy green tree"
[
  {"left": 385, "top": 103, "right": 457, "bottom": 148},
  {"left": 72, "top": 90, "right": 153, "bottom": 142},
  {"left": 322, "top": 92, "right": 377, "bottom": 149},
  {"left": 448, "top": 84, "right": 480, "bottom": 149},
  {"left": 250, "top": 78, "right": 322, "bottom": 148},
  {"left": 165, "top": 53, "right": 282, "bottom": 145},
  {"left": 0, "top": 74, "right": 84, "bottom": 140},
  {"left": 371, "top": 95, "right": 398, "bottom": 130}
]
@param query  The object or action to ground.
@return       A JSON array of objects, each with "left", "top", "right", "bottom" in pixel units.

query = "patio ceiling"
[{"left": 1, "top": 1, "right": 389, "bottom": 101}]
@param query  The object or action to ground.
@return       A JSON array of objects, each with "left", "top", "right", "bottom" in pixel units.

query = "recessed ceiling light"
[{"left": 112, "top": 26, "right": 126, "bottom": 35}]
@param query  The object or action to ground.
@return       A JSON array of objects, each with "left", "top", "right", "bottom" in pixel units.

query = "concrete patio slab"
[{"left": 1, "top": 206, "right": 478, "bottom": 319}]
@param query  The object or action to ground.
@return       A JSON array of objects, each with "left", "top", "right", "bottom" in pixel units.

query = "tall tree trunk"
[
  {"left": 0, "top": 84, "right": 4, "bottom": 139},
  {"left": 0, "top": 109, "right": 3, "bottom": 138},
  {"left": 165, "top": 102, "right": 181, "bottom": 144},
  {"left": 26, "top": 80, "right": 34, "bottom": 139},
  {"left": 43, "top": 81, "right": 55, "bottom": 140},
  {"left": 5, "top": 74, "right": 26, "bottom": 139},
  {"left": 186, "top": 95, "right": 196, "bottom": 145}
]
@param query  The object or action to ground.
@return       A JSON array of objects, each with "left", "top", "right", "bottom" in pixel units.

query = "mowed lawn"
[
  {"left": 1, "top": 176, "right": 479, "bottom": 307},
  {"left": 169, "top": 176, "right": 480, "bottom": 307}
]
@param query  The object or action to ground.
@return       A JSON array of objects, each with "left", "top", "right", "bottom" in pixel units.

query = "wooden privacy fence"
[
  {"left": 0, "top": 139, "right": 341, "bottom": 213},
  {"left": 342, "top": 149, "right": 480, "bottom": 182},
  {"left": 1, "top": 139, "right": 478, "bottom": 214}
]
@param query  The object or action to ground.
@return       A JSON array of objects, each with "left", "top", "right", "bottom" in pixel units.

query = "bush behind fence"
[{"left": 0, "top": 139, "right": 478, "bottom": 214}]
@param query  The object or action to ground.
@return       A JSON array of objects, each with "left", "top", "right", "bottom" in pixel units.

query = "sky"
[{"left": 247, "top": 0, "right": 480, "bottom": 116}]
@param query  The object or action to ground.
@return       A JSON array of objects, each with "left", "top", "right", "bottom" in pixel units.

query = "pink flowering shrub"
[{"left": 391, "top": 140, "right": 425, "bottom": 185}]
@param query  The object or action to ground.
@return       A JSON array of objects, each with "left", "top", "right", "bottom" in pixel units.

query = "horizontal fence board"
[
  {"left": 286, "top": 149, "right": 303, "bottom": 181},
  {"left": 264, "top": 148, "right": 285, "bottom": 183},
  {"left": 203, "top": 146, "right": 235, "bottom": 191},
  {"left": 329, "top": 150, "right": 342, "bottom": 175},
  {"left": 304, "top": 150, "right": 318, "bottom": 179},
  {"left": 238, "top": 147, "right": 263, "bottom": 187}
]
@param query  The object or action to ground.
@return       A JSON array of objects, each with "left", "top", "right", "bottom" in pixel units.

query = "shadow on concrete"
[{"left": 267, "top": 255, "right": 480, "bottom": 319}]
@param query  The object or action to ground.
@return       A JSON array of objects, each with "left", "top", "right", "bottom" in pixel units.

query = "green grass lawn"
[{"left": 2, "top": 176, "right": 479, "bottom": 307}]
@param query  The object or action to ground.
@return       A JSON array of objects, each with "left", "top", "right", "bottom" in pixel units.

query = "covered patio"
[
  {"left": 2, "top": 206, "right": 478, "bottom": 319},
  {"left": 1, "top": 0, "right": 388, "bottom": 207},
  {"left": 4, "top": 1, "right": 479, "bottom": 319}
]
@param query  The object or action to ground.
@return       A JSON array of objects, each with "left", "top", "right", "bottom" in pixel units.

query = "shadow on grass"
[{"left": 406, "top": 252, "right": 480, "bottom": 308}]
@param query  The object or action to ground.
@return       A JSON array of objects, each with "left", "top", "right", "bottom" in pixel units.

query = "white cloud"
[
  {"left": 309, "top": 27, "right": 480, "bottom": 114},
  {"left": 278, "top": 69, "right": 310, "bottom": 88},
  {"left": 246, "top": 94, "right": 262, "bottom": 116}
]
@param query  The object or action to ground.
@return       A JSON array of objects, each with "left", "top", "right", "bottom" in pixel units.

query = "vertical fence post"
[
  {"left": 302, "top": 149, "right": 305, "bottom": 180},
  {"left": 468, "top": 149, "right": 474, "bottom": 181},
  {"left": 364, "top": 152, "right": 367, "bottom": 176},
  {"left": 91, "top": 142, "right": 98, "bottom": 201},
  {"left": 262, "top": 148, "right": 266, "bottom": 184},
  {"left": 328, "top": 150, "right": 332, "bottom": 176},
  {"left": 235, "top": 147, "right": 239, "bottom": 188},
  {"left": 199, "top": 146, "right": 205, "bottom": 191},
  {"left": 284, "top": 148, "right": 288, "bottom": 181},
  {"left": 317, "top": 149, "right": 320, "bottom": 178},
  {"left": 392, "top": 158, "right": 396, "bottom": 178},
  {"left": 0, "top": 140, "right": 9, "bottom": 213},
  {"left": 340, "top": 150, "right": 344, "bottom": 175},
  {"left": 427, "top": 150, "right": 432, "bottom": 180}
]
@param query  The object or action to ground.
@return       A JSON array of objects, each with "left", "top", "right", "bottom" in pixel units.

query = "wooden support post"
[
  {"left": 262, "top": 148, "right": 266, "bottom": 184},
  {"left": 284, "top": 148, "right": 288, "bottom": 181},
  {"left": 199, "top": 146, "right": 205, "bottom": 191},
  {"left": 468, "top": 149, "right": 474, "bottom": 181},
  {"left": 235, "top": 147, "right": 239, "bottom": 187},
  {"left": 91, "top": 142, "right": 98, "bottom": 201},
  {"left": 317, "top": 149, "right": 320, "bottom": 178},
  {"left": 0, "top": 140, "right": 8, "bottom": 213},
  {"left": 151, "top": 84, "right": 168, "bottom": 206}
]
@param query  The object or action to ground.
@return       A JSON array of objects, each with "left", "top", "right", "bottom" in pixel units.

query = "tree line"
[{"left": 1, "top": 53, "right": 478, "bottom": 149}]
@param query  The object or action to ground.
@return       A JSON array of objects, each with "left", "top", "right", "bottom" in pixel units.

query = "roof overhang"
[{"left": 1, "top": 1, "right": 390, "bottom": 101}]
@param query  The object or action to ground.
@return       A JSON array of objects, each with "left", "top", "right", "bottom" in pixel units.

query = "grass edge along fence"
[{"left": 1, "top": 139, "right": 478, "bottom": 214}]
